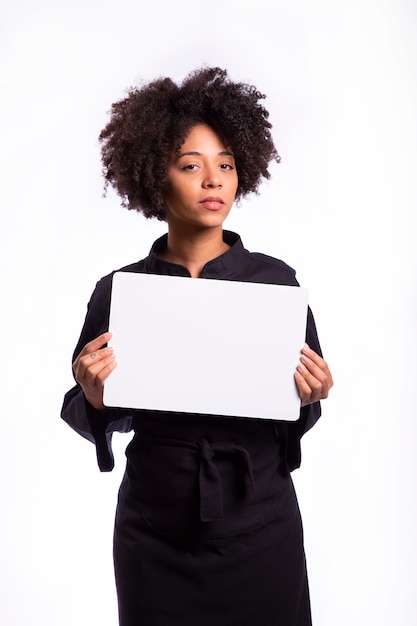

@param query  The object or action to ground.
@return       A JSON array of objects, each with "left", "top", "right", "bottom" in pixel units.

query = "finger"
[
  {"left": 296, "top": 363, "right": 324, "bottom": 403},
  {"left": 294, "top": 370, "right": 315, "bottom": 406},
  {"left": 76, "top": 332, "right": 113, "bottom": 360},
  {"left": 81, "top": 359, "right": 117, "bottom": 409},
  {"left": 299, "top": 354, "right": 329, "bottom": 387},
  {"left": 83, "top": 356, "right": 117, "bottom": 388},
  {"left": 302, "top": 344, "right": 329, "bottom": 371},
  {"left": 74, "top": 348, "right": 115, "bottom": 383},
  {"left": 301, "top": 345, "right": 334, "bottom": 390},
  {"left": 73, "top": 332, "right": 113, "bottom": 371}
]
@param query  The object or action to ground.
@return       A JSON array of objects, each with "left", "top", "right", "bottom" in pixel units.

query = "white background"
[{"left": 1, "top": 1, "right": 416, "bottom": 624}]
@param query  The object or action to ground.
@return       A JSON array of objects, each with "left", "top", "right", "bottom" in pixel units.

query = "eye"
[
  {"left": 220, "top": 163, "right": 234, "bottom": 170},
  {"left": 181, "top": 163, "right": 199, "bottom": 171}
]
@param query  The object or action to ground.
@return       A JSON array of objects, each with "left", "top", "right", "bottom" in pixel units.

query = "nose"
[{"left": 202, "top": 166, "right": 222, "bottom": 189}]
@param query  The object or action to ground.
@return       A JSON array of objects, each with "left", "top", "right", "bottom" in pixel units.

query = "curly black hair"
[{"left": 99, "top": 67, "right": 280, "bottom": 221}]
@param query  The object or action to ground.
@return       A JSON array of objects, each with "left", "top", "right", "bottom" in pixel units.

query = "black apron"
[{"left": 113, "top": 417, "right": 312, "bottom": 626}]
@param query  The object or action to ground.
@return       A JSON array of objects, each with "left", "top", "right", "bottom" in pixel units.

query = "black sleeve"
[
  {"left": 60, "top": 276, "right": 133, "bottom": 472},
  {"left": 277, "top": 305, "right": 323, "bottom": 473}
]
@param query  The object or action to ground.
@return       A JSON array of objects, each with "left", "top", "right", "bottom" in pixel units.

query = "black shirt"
[{"left": 61, "top": 231, "right": 322, "bottom": 473}]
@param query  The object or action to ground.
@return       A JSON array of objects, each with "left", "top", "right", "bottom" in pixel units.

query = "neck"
[{"left": 160, "top": 225, "right": 230, "bottom": 278}]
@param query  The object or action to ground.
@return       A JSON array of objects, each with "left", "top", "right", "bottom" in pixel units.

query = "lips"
[{"left": 199, "top": 197, "right": 225, "bottom": 210}]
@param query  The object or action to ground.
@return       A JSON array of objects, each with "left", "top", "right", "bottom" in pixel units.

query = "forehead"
[{"left": 179, "top": 124, "right": 230, "bottom": 152}]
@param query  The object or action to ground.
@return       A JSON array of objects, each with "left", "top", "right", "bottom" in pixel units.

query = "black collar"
[{"left": 145, "top": 230, "right": 246, "bottom": 279}]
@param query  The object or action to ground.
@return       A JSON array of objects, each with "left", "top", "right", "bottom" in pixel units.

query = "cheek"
[
  {"left": 230, "top": 173, "right": 239, "bottom": 195},
  {"left": 162, "top": 184, "right": 182, "bottom": 209},
  {"left": 164, "top": 176, "right": 192, "bottom": 202}
]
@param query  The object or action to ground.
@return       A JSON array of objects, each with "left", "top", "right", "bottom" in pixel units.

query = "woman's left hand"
[{"left": 294, "top": 343, "right": 334, "bottom": 406}]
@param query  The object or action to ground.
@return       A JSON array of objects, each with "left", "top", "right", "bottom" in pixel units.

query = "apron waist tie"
[{"left": 198, "top": 438, "right": 255, "bottom": 522}]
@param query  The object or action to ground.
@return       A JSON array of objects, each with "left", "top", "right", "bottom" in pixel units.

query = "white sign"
[{"left": 104, "top": 272, "right": 308, "bottom": 421}]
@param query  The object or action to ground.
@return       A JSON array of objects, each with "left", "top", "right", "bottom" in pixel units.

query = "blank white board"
[{"left": 104, "top": 272, "right": 308, "bottom": 421}]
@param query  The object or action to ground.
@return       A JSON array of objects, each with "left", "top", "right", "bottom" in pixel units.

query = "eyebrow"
[{"left": 177, "top": 150, "right": 234, "bottom": 159}]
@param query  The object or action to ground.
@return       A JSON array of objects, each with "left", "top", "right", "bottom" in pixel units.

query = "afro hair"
[{"left": 99, "top": 66, "right": 280, "bottom": 221}]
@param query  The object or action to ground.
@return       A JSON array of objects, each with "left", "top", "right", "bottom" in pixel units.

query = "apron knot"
[{"left": 197, "top": 438, "right": 256, "bottom": 523}]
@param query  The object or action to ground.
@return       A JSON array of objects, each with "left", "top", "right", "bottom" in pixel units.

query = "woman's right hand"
[{"left": 72, "top": 331, "right": 117, "bottom": 410}]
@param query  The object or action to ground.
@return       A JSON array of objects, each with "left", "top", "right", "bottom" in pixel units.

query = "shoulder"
[
  {"left": 241, "top": 248, "right": 299, "bottom": 286},
  {"left": 222, "top": 231, "right": 299, "bottom": 286},
  {"left": 248, "top": 250, "right": 296, "bottom": 276},
  {"left": 89, "top": 258, "right": 149, "bottom": 305}
]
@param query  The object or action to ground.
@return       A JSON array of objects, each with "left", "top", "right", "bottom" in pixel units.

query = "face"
[{"left": 162, "top": 124, "right": 238, "bottom": 231}]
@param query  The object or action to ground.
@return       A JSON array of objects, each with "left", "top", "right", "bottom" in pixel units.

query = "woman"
[{"left": 61, "top": 67, "right": 333, "bottom": 626}]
